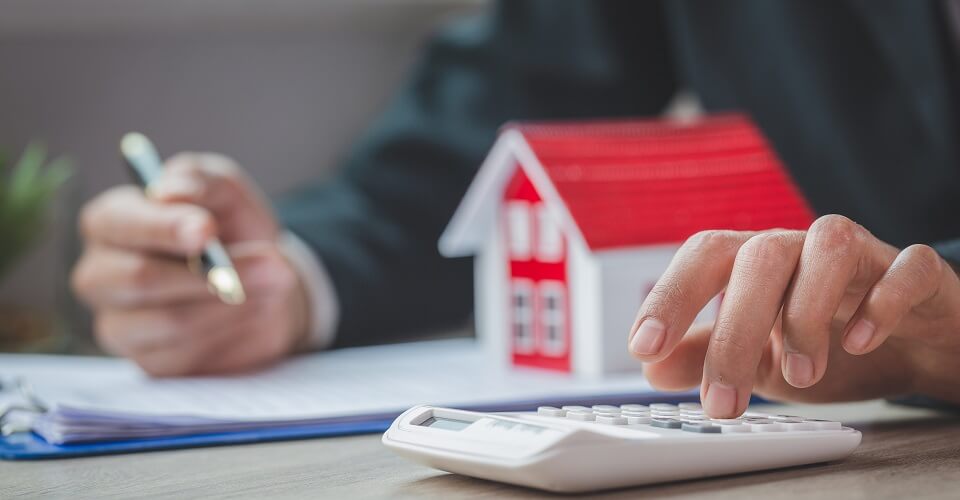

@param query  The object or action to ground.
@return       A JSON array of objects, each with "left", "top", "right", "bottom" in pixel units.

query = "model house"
[{"left": 439, "top": 114, "right": 815, "bottom": 377}]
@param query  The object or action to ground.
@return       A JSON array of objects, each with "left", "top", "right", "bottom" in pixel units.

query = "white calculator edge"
[{"left": 382, "top": 404, "right": 862, "bottom": 493}]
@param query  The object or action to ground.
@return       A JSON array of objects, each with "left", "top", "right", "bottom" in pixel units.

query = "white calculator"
[{"left": 382, "top": 403, "right": 861, "bottom": 493}]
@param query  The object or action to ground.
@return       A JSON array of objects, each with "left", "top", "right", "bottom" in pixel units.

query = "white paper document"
[{"left": 0, "top": 339, "right": 691, "bottom": 444}]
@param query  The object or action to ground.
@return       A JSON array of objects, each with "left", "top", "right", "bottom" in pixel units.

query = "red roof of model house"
[{"left": 439, "top": 114, "right": 815, "bottom": 256}]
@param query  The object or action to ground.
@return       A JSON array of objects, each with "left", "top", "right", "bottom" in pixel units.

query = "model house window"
[
  {"left": 511, "top": 280, "right": 534, "bottom": 353},
  {"left": 536, "top": 204, "right": 562, "bottom": 262},
  {"left": 539, "top": 281, "right": 566, "bottom": 355},
  {"left": 506, "top": 201, "right": 531, "bottom": 260}
]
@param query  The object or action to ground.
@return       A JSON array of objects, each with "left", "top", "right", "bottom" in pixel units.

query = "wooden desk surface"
[{"left": 2, "top": 400, "right": 958, "bottom": 499}]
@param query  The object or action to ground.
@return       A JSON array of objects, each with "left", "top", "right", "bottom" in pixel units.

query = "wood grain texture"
[{"left": 1, "top": 400, "right": 958, "bottom": 499}]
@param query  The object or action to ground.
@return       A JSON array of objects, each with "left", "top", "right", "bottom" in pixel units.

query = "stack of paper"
[{"left": 0, "top": 339, "right": 693, "bottom": 445}]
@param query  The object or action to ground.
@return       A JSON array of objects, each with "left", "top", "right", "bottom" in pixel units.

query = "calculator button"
[
  {"left": 625, "top": 415, "right": 652, "bottom": 425},
  {"left": 592, "top": 405, "right": 621, "bottom": 414},
  {"left": 621, "top": 410, "right": 651, "bottom": 417},
  {"left": 596, "top": 414, "right": 628, "bottom": 425},
  {"left": 651, "top": 410, "right": 680, "bottom": 417},
  {"left": 650, "top": 404, "right": 678, "bottom": 411},
  {"left": 803, "top": 419, "right": 842, "bottom": 430},
  {"left": 720, "top": 424, "right": 752, "bottom": 433},
  {"left": 562, "top": 406, "right": 591, "bottom": 413},
  {"left": 620, "top": 404, "right": 649, "bottom": 413},
  {"left": 748, "top": 421, "right": 785, "bottom": 432},
  {"left": 650, "top": 418, "right": 683, "bottom": 429},
  {"left": 537, "top": 406, "right": 565, "bottom": 417},
  {"left": 681, "top": 422, "right": 721, "bottom": 433},
  {"left": 768, "top": 414, "right": 804, "bottom": 422},
  {"left": 743, "top": 411, "right": 769, "bottom": 419},
  {"left": 566, "top": 410, "right": 595, "bottom": 421},
  {"left": 710, "top": 418, "right": 743, "bottom": 425},
  {"left": 678, "top": 402, "right": 702, "bottom": 411},
  {"left": 782, "top": 421, "right": 817, "bottom": 431},
  {"left": 772, "top": 417, "right": 804, "bottom": 424}
]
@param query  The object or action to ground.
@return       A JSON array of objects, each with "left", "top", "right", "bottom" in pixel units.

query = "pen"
[{"left": 119, "top": 132, "right": 246, "bottom": 305}]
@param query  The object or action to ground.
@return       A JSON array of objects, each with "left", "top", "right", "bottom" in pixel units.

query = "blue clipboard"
[
  {"left": 0, "top": 419, "right": 396, "bottom": 461},
  {"left": 0, "top": 390, "right": 765, "bottom": 461}
]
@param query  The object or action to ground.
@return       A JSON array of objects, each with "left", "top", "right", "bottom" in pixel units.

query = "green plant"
[{"left": 0, "top": 143, "right": 72, "bottom": 278}]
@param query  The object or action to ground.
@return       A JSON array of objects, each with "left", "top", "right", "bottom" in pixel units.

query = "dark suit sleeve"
[{"left": 276, "top": 0, "right": 677, "bottom": 347}]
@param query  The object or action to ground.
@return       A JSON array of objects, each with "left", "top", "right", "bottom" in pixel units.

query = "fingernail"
[
  {"left": 704, "top": 382, "right": 737, "bottom": 417},
  {"left": 178, "top": 216, "right": 208, "bottom": 249},
  {"left": 844, "top": 319, "right": 875, "bottom": 353},
  {"left": 785, "top": 352, "right": 814, "bottom": 387},
  {"left": 630, "top": 319, "right": 666, "bottom": 356}
]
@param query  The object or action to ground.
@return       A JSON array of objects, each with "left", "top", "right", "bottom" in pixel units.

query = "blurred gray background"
[{"left": 0, "top": 0, "right": 485, "bottom": 347}]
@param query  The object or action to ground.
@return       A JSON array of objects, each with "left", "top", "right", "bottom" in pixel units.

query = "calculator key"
[
  {"left": 537, "top": 406, "right": 565, "bottom": 417},
  {"left": 710, "top": 418, "right": 743, "bottom": 425},
  {"left": 681, "top": 422, "right": 721, "bottom": 433},
  {"left": 651, "top": 410, "right": 680, "bottom": 416},
  {"left": 678, "top": 403, "right": 702, "bottom": 411},
  {"left": 747, "top": 421, "right": 785, "bottom": 432},
  {"left": 621, "top": 410, "right": 651, "bottom": 417},
  {"left": 620, "top": 404, "right": 649, "bottom": 413},
  {"left": 650, "top": 403, "right": 678, "bottom": 411},
  {"left": 566, "top": 411, "right": 596, "bottom": 421},
  {"left": 768, "top": 414, "right": 804, "bottom": 422},
  {"left": 650, "top": 418, "right": 683, "bottom": 429},
  {"left": 771, "top": 417, "right": 804, "bottom": 424},
  {"left": 743, "top": 411, "right": 769, "bottom": 419},
  {"left": 596, "top": 414, "right": 628, "bottom": 425},
  {"left": 803, "top": 419, "right": 842, "bottom": 430},
  {"left": 592, "top": 405, "right": 621, "bottom": 414},
  {"left": 720, "top": 424, "right": 752, "bottom": 433},
  {"left": 562, "top": 406, "right": 591, "bottom": 413},
  {"left": 782, "top": 421, "right": 817, "bottom": 431},
  {"left": 625, "top": 415, "right": 652, "bottom": 425}
]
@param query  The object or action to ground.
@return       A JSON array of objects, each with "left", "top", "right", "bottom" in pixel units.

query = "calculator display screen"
[{"left": 419, "top": 416, "right": 473, "bottom": 431}]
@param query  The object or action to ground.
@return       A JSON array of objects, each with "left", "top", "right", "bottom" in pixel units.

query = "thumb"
[{"left": 150, "top": 153, "right": 278, "bottom": 244}]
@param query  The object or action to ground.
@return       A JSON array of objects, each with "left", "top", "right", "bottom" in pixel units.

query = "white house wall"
[
  {"left": 594, "top": 244, "right": 722, "bottom": 375},
  {"left": 475, "top": 210, "right": 510, "bottom": 371},
  {"left": 568, "top": 237, "right": 603, "bottom": 377}
]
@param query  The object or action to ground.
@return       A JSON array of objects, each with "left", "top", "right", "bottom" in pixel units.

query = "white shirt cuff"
[{"left": 278, "top": 231, "right": 340, "bottom": 351}]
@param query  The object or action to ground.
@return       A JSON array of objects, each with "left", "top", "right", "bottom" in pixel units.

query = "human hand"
[
  {"left": 628, "top": 215, "right": 960, "bottom": 417},
  {"left": 72, "top": 153, "right": 310, "bottom": 376}
]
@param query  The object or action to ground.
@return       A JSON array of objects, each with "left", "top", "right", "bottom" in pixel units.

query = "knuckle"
[
  {"left": 780, "top": 307, "right": 827, "bottom": 341},
  {"left": 685, "top": 229, "right": 741, "bottom": 255},
  {"left": 809, "top": 214, "right": 862, "bottom": 251},
  {"left": 208, "top": 154, "right": 241, "bottom": 177},
  {"left": 79, "top": 186, "right": 143, "bottom": 238},
  {"left": 901, "top": 244, "right": 944, "bottom": 279},
  {"left": 869, "top": 283, "right": 909, "bottom": 315},
  {"left": 737, "top": 232, "right": 795, "bottom": 265},
  {"left": 643, "top": 279, "right": 685, "bottom": 316},
  {"left": 166, "top": 152, "right": 204, "bottom": 174},
  {"left": 709, "top": 325, "right": 753, "bottom": 361}
]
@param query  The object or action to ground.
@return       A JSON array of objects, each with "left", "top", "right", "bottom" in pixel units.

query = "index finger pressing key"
[{"left": 629, "top": 230, "right": 756, "bottom": 361}]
